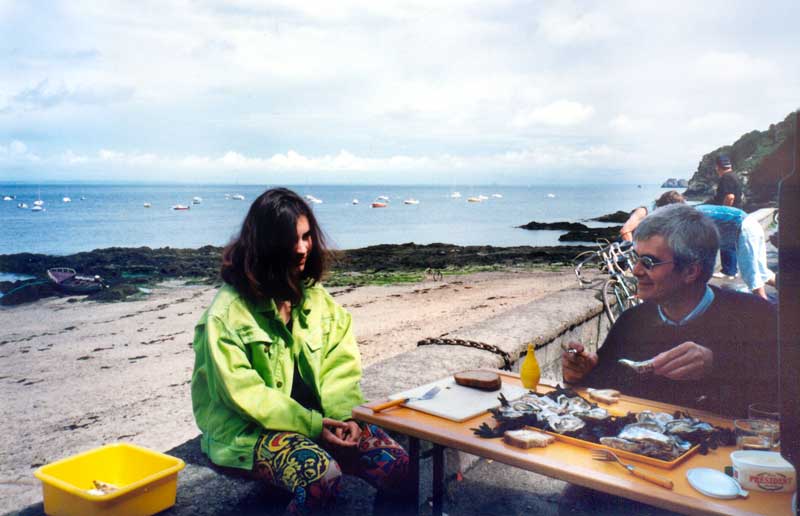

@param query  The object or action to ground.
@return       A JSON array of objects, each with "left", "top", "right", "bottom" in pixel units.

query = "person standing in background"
[{"left": 709, "top": 154, "right": 742, "bottom": 279}]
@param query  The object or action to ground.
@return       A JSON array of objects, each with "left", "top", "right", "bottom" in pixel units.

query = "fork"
[{"left": 591, "top": 449, "right": 674, "bottom": 489}]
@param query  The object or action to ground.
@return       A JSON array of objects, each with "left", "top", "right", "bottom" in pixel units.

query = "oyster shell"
[
  {"left": 664, "top": 419, "right": 714, "bottom": 441},
  {"left": 547, "top": 414, "right": 585, "bottom": 434},
  {"left": 618, "top": 357, "right": 655, "bottom": 374},
  {"left": 510, "top": 401, "right": 536, "bottom": 414},
  {"left": 636, "top": 410, "right": 674, "bottom": 429},
  {"left": 618, "top": 424, "right": 673, "bottom": 449},
  {"left": 599, "top": 437, "right": 643, "bottom": 453},
  {"left": 574, "top": 407, "right": 610, "bottom": 423}
]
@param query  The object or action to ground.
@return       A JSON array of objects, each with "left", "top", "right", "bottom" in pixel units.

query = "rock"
[
  {"left": 0, "top": 280, "right": 59, "bottom": 306},
  {"left": 589, "top": 211, "right": 630, "bottom": 223},
  {"left": 558, "top": 226, "right": 622, "bottom": 243},
  {"left": 660, "top": 178, "right": 688, "bottom": 188},
  {"left": 517, "top": 221, "right": 588, "bottom": 231},
  {"left": 87, "top": 284, "right": 140, "bottom": 302}
]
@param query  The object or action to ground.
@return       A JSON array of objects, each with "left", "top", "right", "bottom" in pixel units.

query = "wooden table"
[{"left": 352, "top": 371, "right": 794, "bottom": 516}]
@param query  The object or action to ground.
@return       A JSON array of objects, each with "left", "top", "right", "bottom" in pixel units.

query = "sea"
[{"left": 0, "top": 183, "right": 666, "bottom": 263}]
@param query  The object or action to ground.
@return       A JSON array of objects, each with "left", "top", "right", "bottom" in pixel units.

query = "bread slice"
[
  {"left": 586, "top": 388, "right": 621, "bottom": 404},
  {"left": 503, "top": 429, "right": 554, "bottom": 449},
  {"left": 453, "top": 370, "right": 501, "bottom": 391}
]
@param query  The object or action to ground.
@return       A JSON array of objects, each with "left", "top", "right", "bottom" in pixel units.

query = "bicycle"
[{"left": 573, "top": 239, "right": 641, "bottom": 323}]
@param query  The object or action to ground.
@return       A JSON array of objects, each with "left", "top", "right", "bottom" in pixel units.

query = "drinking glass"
[{"left": 747, "top": 403, "right": 781, "bottom": 448}]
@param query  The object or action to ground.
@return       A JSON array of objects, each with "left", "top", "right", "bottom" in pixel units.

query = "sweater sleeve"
[{"left": 205, "top": 315, "right": 323, "bottom": 438}]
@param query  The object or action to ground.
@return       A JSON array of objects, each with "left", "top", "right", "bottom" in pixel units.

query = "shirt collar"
[{"left": 657, "top": 285, "right": 715, "bottom": 326}]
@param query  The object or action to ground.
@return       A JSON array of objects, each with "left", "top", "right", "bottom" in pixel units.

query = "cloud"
[
  {"left": 695, "top": 51, "right": 775, "bottom": 82},
  {"left": 687, "top": 112, "right": 748, "bottom": 132},
  {"left": 0, "top": 140, "right": 40, "bottom": 162},
  {"left": 609, "top": 114, "right": 651, "bottom": 133},
  {"left": 8, "top": 80, "right": 134, "bottom": 112},
  {"left": 513, "top": 100, "right": 595, "bottom": 128},
  {"left": 537, "top": 6, "right": 617, "bottom": 45}
]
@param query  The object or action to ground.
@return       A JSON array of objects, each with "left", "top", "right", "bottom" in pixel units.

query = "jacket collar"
[{"left": 253, "top": 291, "right": 312, "bottom": 329}]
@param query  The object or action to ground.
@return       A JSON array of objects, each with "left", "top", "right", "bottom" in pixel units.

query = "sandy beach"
[{"left": 0, "top": 266, "right": 578, "bottom": 513}]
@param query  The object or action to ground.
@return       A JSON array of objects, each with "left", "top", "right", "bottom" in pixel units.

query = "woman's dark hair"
[{"left": 221, "top": 188, "right": 328, "bottom": 304}]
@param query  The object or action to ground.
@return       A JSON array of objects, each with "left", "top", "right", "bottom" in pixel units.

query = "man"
[
  {"left": 563, "top": 204, "right": 776, "bottom": 417},
  {"left": 710, "top": 154, "right": 742, "bottom": 278}
]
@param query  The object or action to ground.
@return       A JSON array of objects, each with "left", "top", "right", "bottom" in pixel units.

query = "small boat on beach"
[
  {"left": 47, "top": 268, "right": 104, "bottom": 294},
  {"left": 172, "top": 204, "right": 190, "bottom": 210}
]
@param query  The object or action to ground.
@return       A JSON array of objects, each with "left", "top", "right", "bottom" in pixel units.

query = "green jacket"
[{"left": 191, "top": 283, "right": 365, "bottom": 470}]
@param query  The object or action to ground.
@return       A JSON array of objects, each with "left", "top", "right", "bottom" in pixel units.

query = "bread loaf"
[
  {"left": 453, "top": 370, "right": 501, "bottom": 391},
  {"left": 503, "top": 429, "right": 554, "bottom": 449}
]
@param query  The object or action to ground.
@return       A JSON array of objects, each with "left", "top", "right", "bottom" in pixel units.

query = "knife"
[{"left": 371, "top": 386, "right": 441, "bottom": 413}]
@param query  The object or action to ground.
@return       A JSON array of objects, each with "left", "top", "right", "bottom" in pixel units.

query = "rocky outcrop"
[
  {"left": 684, "top": 111, "right": 796, "bottom": 209},
  {"left": 0, "top": 243, "right": 592, "bottom": 305},
  {"left": 661, "top": 178, "right": 688, "bottom": 188},
  {"left": 590, "top": 211, "right": 630, "bottom": 223}
]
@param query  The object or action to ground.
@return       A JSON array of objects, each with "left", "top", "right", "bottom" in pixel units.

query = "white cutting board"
[{"left": 389, "top": 375, "right": 529, "bottom": 422}]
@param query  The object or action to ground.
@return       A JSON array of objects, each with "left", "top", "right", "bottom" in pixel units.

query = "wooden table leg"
[{"left": 432, "top": 443, "right": 445, "bottom": 516}]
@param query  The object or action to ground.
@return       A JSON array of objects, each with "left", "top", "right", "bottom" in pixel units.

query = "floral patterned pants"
[{"left": 252, "top": 423, "right": 409, "bottom": 515}]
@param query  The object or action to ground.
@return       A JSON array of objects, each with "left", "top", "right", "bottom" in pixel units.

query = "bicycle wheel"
[{"left": 602, "top": 278, "right": 637, "bottom": 324}]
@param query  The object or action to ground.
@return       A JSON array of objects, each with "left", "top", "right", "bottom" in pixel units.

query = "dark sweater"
[
  {"left": 712, "top": 172, "right": 743, "bottom": 208},
  {"left": 582, "top": 287, "right": 777, "bottom": 417}
]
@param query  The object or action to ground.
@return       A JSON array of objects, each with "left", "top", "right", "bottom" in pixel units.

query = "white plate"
[{"left": 686, "top": 468, "right": 749, "bottom": 499}]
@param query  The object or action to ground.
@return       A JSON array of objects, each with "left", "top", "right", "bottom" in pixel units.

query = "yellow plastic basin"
[{"left": 34, "top": 442, "right": 185, "bottom": 516}]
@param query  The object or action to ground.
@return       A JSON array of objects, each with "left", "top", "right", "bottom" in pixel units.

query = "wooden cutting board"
[{"left": 389, "top": 375, "right": 529, "bottom": 422}]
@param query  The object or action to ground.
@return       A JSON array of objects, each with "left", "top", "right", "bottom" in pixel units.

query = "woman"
[
  {"left": 191, "top": 188, "right": 409, "bottom": 514},
  {"left": 620, "top": 190, "right": 775, "bottom": 299}
]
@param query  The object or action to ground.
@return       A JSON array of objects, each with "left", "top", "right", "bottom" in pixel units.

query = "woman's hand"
[{"left": 321, "top": 418, "right": 360, "bottom": 448}]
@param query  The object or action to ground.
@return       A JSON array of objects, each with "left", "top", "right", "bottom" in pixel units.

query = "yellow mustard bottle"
[{"left": 520, "top": 343, "right": 541, "bottom": 390}]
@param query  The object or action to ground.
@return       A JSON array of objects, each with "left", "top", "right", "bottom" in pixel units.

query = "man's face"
[
  {"left": 715, "top": 165, "right": 728, "bottom": 177},
  {"left": 633, "top": 235, "right": 686, "bottom": 304}
]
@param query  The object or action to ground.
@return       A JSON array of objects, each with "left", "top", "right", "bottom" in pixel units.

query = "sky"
[{"left": 1, "top": 0, "right": 798, "bottom": 185}]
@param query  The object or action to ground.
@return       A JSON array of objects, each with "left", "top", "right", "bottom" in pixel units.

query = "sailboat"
[{"left": 33, "top": 188, "right": 44, "bottom": 207}]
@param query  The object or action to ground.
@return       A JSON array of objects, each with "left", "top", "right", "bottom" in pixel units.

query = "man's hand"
[
  {"left": 321, "top": 418, "right": 358, "bottom": 448},
  {"left": 561, "top": 342, "right": 598, "bottom": 384},
  {"left": 652, "top": 341, "right": 713, "bottom": 380}
]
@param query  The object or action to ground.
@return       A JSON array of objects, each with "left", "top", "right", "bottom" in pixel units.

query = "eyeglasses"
[{"left": 633, "top": 252, "right": 674, "bottom": 270}]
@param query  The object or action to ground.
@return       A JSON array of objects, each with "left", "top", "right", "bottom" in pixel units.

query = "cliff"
[{"left": 684, "top": 110, "right": 796, "bottom": 209}]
